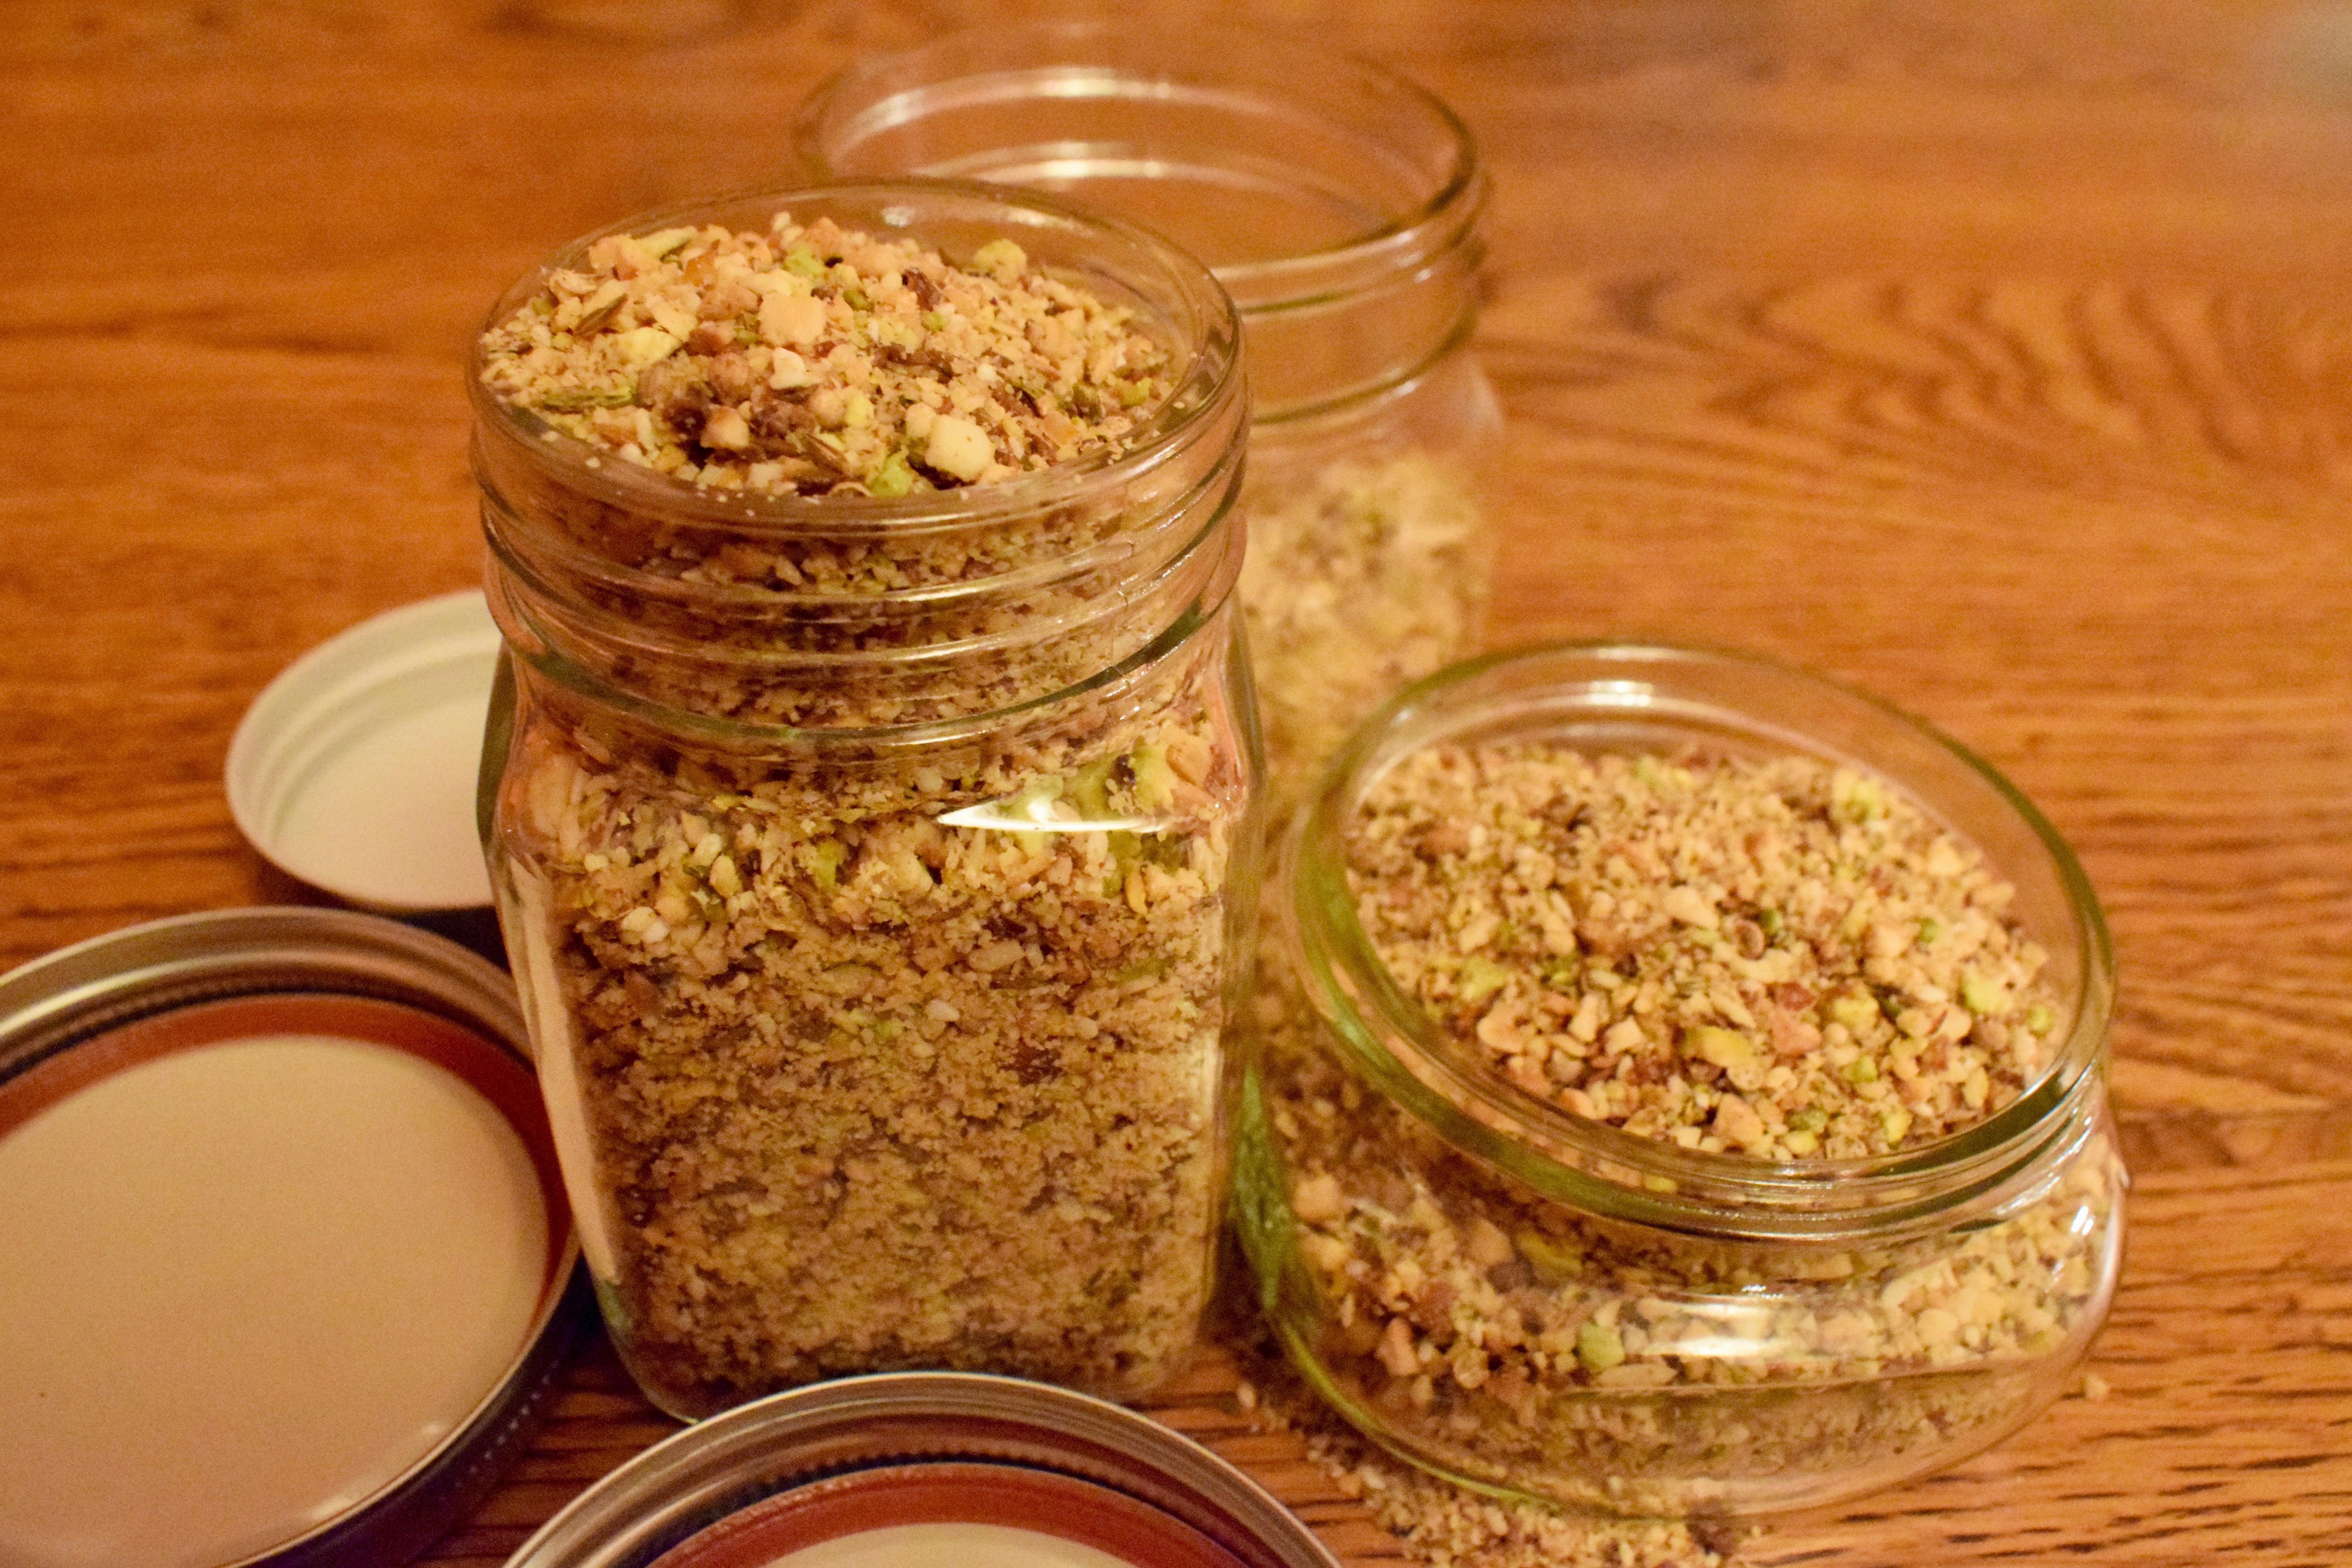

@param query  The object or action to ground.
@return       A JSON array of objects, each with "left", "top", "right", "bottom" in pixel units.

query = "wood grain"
[{"left": 5, "top": 2, "right": 2351, "bottom": 1564}]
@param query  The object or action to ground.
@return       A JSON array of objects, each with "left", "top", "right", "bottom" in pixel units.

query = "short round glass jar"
[
  {"left": 796, "top": 22, "right": 1499, "bottom": 797},
  {"left": 469, "top": 182, "right": 1259, "bottom": 1419},
  {"left": 1233, "top": 643, "right": 2124, "bottom": 1518}
]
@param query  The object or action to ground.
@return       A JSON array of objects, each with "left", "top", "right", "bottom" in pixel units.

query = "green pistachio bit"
[
  {"left": 1114, "top": 955, "right": 1171, "bottom": 983},
  {"left": 571, "top": 296, "right": 625, "bottom": 335},
  {"left": 1683, "top": 1025, "right": 1762, "bottom": 1072},
  {"left": 807, "top": 838, "right": 848, "bottom": 889},
  {"left": 1960, "top": 972, "right": 2004, "bottom": 1014},
  {"left": 535, "top": 385, "right": 635, "bottom": 412},
  {"left": 1068, "top": 755, "right": 1118, "bottom": 818},
  {"left": 2025, "top": 1002, "right": 2056, "bottom": 1034},
  {"left": 1843, "top": 1056, "right": 1880, "bottom": 1083},
  {"left": 1827, "top": 991, "right": 1879, "bottom": 1033},
  {"left": 1832, "top": 770, "right": 1888, "bottom": 822},
  {"left": 1576, "top": 1321, "right": 1627, "bottom": 1373},
  {"left": 866, "top": 448, "right": 916, "bottom": 498},
  {"left": 1119, "top": 379, "right": 1151, "bottom": 407},
  {"left": 1918, "top": 917, "right": 1943, "bottom": 946},
  {"left": 1129, "top": 741, "right": 1178, "bottom": 811},
  {"left": 1758, "top": 906, "right": 1784, "bottom": 937},
  {"left": 921, "top": 310, "right": 948, "bottom": 330},
  {"left": 971, "top": 238, "right": 1027, "bottom": 278},
  {"left": 1516, "top": 1230, "right": 1583, "bottom": 1286},
  {"left": 1457, "top": 956, "right": 1512, "bottom": 1007},
  {"left": 783, "top": 245, "right": 825, "bottom": 279},
  {"left": 643, "top": 226, "right": 697, "bottom": 259},
  {"left": 1788, "top": 1104, "right": 1829, "bottom": 1133}
]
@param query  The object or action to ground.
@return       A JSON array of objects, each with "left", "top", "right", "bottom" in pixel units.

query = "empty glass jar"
[{"left": 797, "top": 22, "right": 1499, "bottom": 798}]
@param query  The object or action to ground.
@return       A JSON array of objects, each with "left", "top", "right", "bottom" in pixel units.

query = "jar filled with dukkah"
[
  {"left": 469, "top": 182, "right": 1258, "bottom": 1419},
  {"left": 1234, "top": 643, "right": 2124, "bottom": 1518},
  {"left": 796, "top": 22, "right": 1498, "bottom": 798}
]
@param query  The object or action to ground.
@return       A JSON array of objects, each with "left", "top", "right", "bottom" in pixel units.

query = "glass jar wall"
[
  {"left": 795, "top": 23, "right": 1499, "bottom": 799},
  {"left": 1234, "top": 644, "right": 2124, "bottom": 1517},
  {"left": 470, "top": 183, "right": 1259, "bottom": 1419}
]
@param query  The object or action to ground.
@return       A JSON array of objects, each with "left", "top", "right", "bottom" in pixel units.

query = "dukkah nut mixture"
[
  {"left": 478, "top": 214, "right": 1171, "bottom": 497},
  {"left": 1256, "top": 740, "right": 2120, "bottom": 1512},
  {"left": 1348, "top": 746, "right": 2058, "bottom": 1159},
  {"left": 478, "top": 209, "right": 1249, "bottom": 1415}
]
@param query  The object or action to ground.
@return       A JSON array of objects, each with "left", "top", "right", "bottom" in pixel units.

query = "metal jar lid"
[
  {"left": 225, "top": 590, "right": 503, "bottom": 913},
  {"left": 0, "top": 907, "right": 588, "bottom": 1568},
  {"left": 504, "top": 1371, "right": 1341, "bottom": 1568}
]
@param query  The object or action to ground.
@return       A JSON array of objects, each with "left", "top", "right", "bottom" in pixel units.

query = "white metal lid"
[
  {"left": 0, "top": 909, "right": 586, "bottom": 1568},
  {"left": 227, "top": 591, "right": 502, "bottom": 912}
]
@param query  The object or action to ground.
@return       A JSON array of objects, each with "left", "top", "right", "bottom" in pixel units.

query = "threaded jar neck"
[
  {"left": 468, "top": 181, "right": 1247, "bottom": 744},
  {"left": 793, "top": 22, "right": 1485, "bottom": 423}
]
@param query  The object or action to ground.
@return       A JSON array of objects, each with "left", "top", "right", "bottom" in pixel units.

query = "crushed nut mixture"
[
  {"left": 1346, "top": 745, "right": 2061, "bottom": 1159},
  {"left": 508, "top": 673, "right": 1248, "bottom": 1415},
  {"left": 479, "top": 210, "right": 1252, "bottom": 1417},
  {"left": 1232, "top": 1348, "right": 1753, "bottom": 1568},
  {"left": 478, "top": 214, "right": 1173, "bottom": 496},
  {"left": 1239, "top": 451, "right": 1487, "bottom": 795},
  {"left": 1243, "top": 741, "right": 2120, "bottom": 1514}
]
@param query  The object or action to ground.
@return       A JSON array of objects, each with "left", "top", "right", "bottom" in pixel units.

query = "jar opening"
[
  {"left": 1287, "top": 641, "right": 2117, "bottom": 1242},
  {"left": 467, "top": 178, "right": 1241, "bottom": 531},
  {"left": 792, "top": 24, "right": 1483, "bottom": 318},
  {"left": 470, "top": 179, "right": 1248, "bottom": 735}
]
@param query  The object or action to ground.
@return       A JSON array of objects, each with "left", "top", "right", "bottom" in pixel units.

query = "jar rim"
[
  {"left": 1285, "top": 640, "right": 2117, "bottom": 1241},
  {"left": 790, "top": 20, "right": 1486, "bottom": 317},
  {"left": 486, "top": 514, "right": 1245, "bottom": 760},
  {"left": 466, "top": 177, "right": 1242, "bottom": 538}
]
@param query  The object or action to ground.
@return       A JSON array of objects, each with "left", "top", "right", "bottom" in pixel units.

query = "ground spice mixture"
[
  {"left": 1249, "top": 739, "right": 2120, "bottom": 1514},
  {"left": 477, "top": 206, "right": 1252, "bottom": 1416}
]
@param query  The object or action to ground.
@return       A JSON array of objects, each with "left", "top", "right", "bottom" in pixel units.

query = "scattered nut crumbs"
[
  {"left": 1347, "top": 745, "right": 2062, "bottom": 1158},
  {"left": 1230, "top": 1348, "right": 1753, "bottom": 1568},
  {"left": 1239, "top": 450, "right": 1486, "bottom": 795},
  {"left": 478, "top": 213, "right": 1174, "bottom": 496},
  {"left": 1247, "top": 741, "right": 2121, "bottom": 1514}
]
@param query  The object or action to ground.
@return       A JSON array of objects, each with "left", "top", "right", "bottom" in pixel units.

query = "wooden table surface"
[{"left": 6, "top": 2, "right": 2350, "bottom": 1564}]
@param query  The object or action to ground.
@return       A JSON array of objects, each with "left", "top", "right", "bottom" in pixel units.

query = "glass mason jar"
[
  {"left": 469, "top": 183, "right": 1259, "bottom": 1419},
  {"left": 1233, "top": 644, "right": 2125, "bottom": 1517},
  {"left": 795, "top": 21, "right": 1499, "bottom": 799}
]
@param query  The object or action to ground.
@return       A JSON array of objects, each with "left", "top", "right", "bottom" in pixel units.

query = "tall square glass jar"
[{"left": 470, "top": 183, "right": 1258, "bottom": 1418}]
